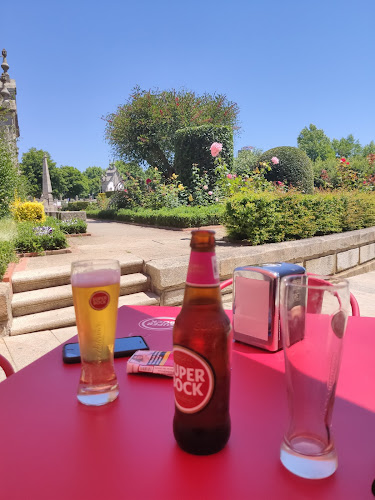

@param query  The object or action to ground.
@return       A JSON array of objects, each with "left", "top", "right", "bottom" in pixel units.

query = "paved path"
[
  {"left": 23, "top": 219, "right": 229, "bottom": 270},
  {"left": 1, "top": 220, "right": 374, "bottom": 381}
]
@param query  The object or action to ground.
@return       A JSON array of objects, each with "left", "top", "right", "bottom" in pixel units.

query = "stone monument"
[
  {"left": 0, "top": 49, "right": 19, "bottom": 167},
  {"left": 101, "top": 162, "right": 124, "bottom": 192},
  {"left": 40, "top": 154, "right": 55, "bottom": 212}
]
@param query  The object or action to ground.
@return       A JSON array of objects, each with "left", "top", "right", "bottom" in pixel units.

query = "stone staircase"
[{"left": 9, "top": 257, "right": 160, "bottom": 336}]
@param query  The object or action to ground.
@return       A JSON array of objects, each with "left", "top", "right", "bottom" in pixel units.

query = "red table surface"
[{"left": 0, "top": 305, "right": 375, "bottom": 500}]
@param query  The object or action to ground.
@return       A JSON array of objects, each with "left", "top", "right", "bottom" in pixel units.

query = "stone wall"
[
  {"left": 45, "top": 211, "right": 87, "bottom": 221},
  {"left": 145, "top": 226, "right": 375, "bottom": 306}
]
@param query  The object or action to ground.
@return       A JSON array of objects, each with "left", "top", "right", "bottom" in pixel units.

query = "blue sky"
[{"left": 2, "top": 0, "right": 374, "bottom": 172}]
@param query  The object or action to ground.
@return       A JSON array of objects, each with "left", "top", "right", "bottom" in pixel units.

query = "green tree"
[
  {"left": 83, "top": 166, "right": 105, "bottom": 197},
  {"left": 297, "top": 124, "right": 335, "bottom": 161},
  {"left": 0, "top": 137, "right": 18, "bottom": 217},
  {"left": 331, "top": 134, "right": 362, "bottom": 158},
  {"left": 114, "top": 160, "right": 145, "bottom": 181},
  {"left": 233, "top": 148, "right": 263, "bottom": 176},
  {"left": 19, "top": 148, "right": 59, "bottom": 198},
  {"left": 105, "top": 86, "right": 240, "bottom": 177},
  {"left": 59, "top": 166, "right": 88, "bottom": 199},
  {"left": 362, "top": 141, "right": 375, "bottom": 157}
]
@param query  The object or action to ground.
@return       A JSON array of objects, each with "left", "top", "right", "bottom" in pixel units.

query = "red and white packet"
[{"left": 127, "top": 350, "right": 174, "bottom": 377}]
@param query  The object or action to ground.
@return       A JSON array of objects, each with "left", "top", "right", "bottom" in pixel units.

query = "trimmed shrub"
[
  {"left": 224, "top": 191, "right": 375, "bottom": 245},
  {"left": 61, "top": 201, "right": 89, "bottom": 211},
  {"left": 86, "top": 205, "right": 225, "bottom": 228},
  {"left": 259, "top": 147, "right": 314, "bottom": 194},
  {"left": 174, "top": 125, "right": 233, "bottom": 188},
  {"left": 11, "top": 200, "right": 46, "bottom": 223}
]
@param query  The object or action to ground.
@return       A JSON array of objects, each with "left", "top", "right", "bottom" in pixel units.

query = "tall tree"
[
  {"left": 19, "top": 148, "right": 58, "bottom": 198},
  {"left": 114, "top": 160, "right": 145, "bottom": 181},
  {"left": 83, "top": 166, "right": 105, "bottom": 197},
  {"left": 331, "top": 134, "right": 362, "bottom": 158},
  {"left": 59, "top": 166, "right": 88, "bottom": 199},
  {"left": 105, "top": 86, "right": 239, "bottom": 177},
  {"left": 362, "top": 141, "right": 375, "bottom": 157},
  {"left": 297, "top": 124, "right": 335, "bottom": 161}
]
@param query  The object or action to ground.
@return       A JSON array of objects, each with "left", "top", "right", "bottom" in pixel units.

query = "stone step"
[
  {"left": 12, "top": 273, "right": 150, "bottom": 317},
  {"left": 11, "top": 257, "right": 144, "bottom": 293},
  {"left": 10, "top": 291, "right": 160, "bottom": 336}
]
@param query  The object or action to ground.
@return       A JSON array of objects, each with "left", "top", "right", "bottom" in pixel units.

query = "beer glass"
[
  {"left": 71, "top": 259, "right": 121, "bottom": 406},
  {"left": 279, "top": 274, "right": 350, "bottom": 479}
]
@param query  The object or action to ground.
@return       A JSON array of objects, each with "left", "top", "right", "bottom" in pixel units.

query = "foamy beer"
[{"left": 71, "top": 259, "right": 121, "bottom": 406}]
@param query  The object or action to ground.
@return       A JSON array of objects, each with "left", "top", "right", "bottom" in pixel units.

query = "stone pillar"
[
  {"left": 40, "top": 154, "right": 54, "bottom": 209},
  {"left": 0, "top": 283, "right": 12, "bottom": 336},
  {"left": 0, "top": 49, "right": 20, "bottom": 169}
]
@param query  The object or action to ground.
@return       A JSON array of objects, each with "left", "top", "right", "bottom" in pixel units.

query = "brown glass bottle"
[{"left": 173, "top": 230, "right": 231, "bottom": 455}]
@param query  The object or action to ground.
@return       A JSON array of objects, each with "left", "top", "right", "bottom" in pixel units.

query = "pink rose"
[
  {"left": 271, "top": 157, "right": 279, "bottom": 165},
  {"left": 208, "top": 191, "right": 213, "bottom": 195},
  {"left": 226, "top": 174, "right": 233, "bottom": 179},
  {"left": 210, "top": 142, "right": 223, "bottom": 157},
  {"left": 203, "top": 185, "right": 208, "bottom": 190}
]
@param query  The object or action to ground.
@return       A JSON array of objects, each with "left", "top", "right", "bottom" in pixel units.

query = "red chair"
[
  {"left": 220, "top": 275, "right": 360, "bottom": 316},
  {"left": 0, "top": 354, "right": 15, "bottom": 378}
]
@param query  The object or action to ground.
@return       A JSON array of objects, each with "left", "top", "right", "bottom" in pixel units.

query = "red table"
[{"left": 0, "top": 305, "right": 375, "bottom": 499}]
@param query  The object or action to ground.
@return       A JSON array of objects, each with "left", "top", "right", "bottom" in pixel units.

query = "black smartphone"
[{"left": 62, "top": 336, "right": 149, "bottom": 364}]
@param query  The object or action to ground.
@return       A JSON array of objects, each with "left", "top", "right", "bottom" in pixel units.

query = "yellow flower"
[
  {"left": 178, "top": 184, "right": 184, "bottom": 191},
  {"left": 188, "top": 194, "right": 193, "bottom": 202},
  {"left": 172, "top": 173, "right": 178, "bottom": 179}
]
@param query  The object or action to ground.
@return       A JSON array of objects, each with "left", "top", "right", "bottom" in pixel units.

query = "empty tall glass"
[
  {"left": 71, "top": 259, "right": 121, "bottom": 406},
  {"left": 279, "top": 274, "right": 350, "bottom": 479}
]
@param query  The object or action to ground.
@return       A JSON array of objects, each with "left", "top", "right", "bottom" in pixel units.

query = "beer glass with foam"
[{"left": 71, "top": 259, "right": 121, "bottom": 406}]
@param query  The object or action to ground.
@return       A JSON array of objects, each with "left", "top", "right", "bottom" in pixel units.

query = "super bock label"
[
  {"left": 173, "top": 346, "right": 215, "bottom": 414},
  {"left": 89, "top": 291, "right": 110, "bottom": 311}
]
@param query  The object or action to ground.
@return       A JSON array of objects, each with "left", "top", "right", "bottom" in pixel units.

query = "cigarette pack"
[{"left": 127, "top": 350, "right": 174, "bottom": 377}]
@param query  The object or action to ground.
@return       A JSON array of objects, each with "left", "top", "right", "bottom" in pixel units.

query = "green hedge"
[
  {"left": 224, "top": 191, "right": 375, "bottom": 245},
  {"left": 174, "top": 125, "right": 233, "bottom": 188},
  {"left": 0, "top": 241, "right": 17, "bottom": 281},
  {"left": 86, "top": 206, "right": 225, "bottom": 228},
  {"left": 61, "top": 201, "right": 90, "bottom": 211},
  {"left": 57, "top": 218, "right": 87, "bottom": 234}
]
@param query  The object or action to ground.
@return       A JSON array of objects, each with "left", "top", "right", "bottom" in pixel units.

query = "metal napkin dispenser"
[{"left": 232, "top": 262, "right": 305, "bottom": 352}]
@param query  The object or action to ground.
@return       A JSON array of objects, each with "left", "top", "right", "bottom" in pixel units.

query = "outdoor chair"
[
  {"left": 220, "top": 273, "right": 360, "bottom": 317},
  {"left": 0, "top": 354, "right": 15, "bottom": 378}
]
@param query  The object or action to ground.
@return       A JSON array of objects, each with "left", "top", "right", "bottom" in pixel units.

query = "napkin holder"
[{"left": 232, "top": 262, "right": 305, "bottom": 352}]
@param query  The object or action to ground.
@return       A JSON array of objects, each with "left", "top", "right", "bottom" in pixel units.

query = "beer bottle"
[{"left": 173, "top": 230, "right": 231, "bottom": 455}]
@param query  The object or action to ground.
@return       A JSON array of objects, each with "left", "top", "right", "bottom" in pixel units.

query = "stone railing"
[{"left": 145, "top": 226, "right": 375, "bottom": 306}]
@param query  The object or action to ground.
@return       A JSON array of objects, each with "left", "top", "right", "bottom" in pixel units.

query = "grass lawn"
[{"left": 0, "top": 218, "right": 17, "bottom": 242}]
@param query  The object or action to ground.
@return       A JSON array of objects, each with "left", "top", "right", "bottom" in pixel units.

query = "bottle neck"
[{"left": 186, "top": 249, "right": 220, "bottom": 288}]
